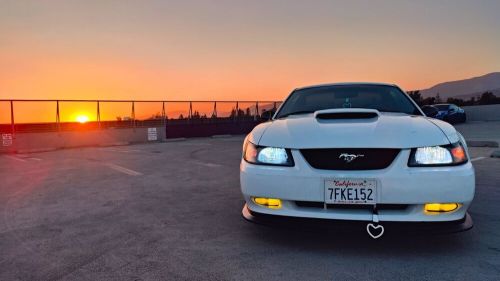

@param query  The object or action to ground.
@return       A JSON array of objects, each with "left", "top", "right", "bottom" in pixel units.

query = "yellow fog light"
[
  {"left": 252, "top": 197, "right": 282, "bottom": 209},
  {"left": 424, "top": 203, "right": 461, "bottom": 213}
]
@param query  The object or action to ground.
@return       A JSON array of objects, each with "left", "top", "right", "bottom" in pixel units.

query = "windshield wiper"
[{"left": 277, "top": 110, "right": 315, "bottom": 119}]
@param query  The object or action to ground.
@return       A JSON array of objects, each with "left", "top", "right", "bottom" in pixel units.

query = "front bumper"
[
  {"left": 242, "top": 204, "right": 473, "bottom": 234},
  {"left": 240, "top": 149, "right": 475, "bottom": 223}
]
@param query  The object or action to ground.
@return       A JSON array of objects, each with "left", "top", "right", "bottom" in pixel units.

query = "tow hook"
[{"left": 366, "top": 211, "right": 384, "bottom": 239}]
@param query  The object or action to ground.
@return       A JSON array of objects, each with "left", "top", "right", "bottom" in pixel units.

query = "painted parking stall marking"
[
  {"left": 1, "top": 155, "right": 44, "bottom": 162},
  {"left": 99, "top": 148, "right": 144, "bottom": 153},
  {"left": 470, "top": 157, "right": 487, "bottom": 162},
  {"left": 3, "top": 155, "right": 27, "bottom": 162},
  {"left": 105, "top": 163, "right": 143, "bottom": 176},
  {"left": 28, "top": 158, "right": 42, "bottom": 161},
  {"left": 191, "top": 160, "right": 222, "bottom": 168}
]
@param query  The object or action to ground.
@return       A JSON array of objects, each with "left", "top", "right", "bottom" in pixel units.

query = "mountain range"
[{"left": 419, "top": 72, "right": 500, "bottom": 100}]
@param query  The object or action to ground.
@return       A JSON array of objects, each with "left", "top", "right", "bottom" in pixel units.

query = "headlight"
[
  {"left": 243, "top": 141, "right": 294, "bottom": 166},
  {"left": 408, "top": 142, "right": 468, "bottom": 167}
]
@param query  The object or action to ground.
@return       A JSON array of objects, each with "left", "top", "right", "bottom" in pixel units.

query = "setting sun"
[{"left": 76, "top": 115, "right": 89, "bottom": 124}]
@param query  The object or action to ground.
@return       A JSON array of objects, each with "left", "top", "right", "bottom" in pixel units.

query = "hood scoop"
[{"left": 314, "top": 108, "right": 380, "bottom": 120}]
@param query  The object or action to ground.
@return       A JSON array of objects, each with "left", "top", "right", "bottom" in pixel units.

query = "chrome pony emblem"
[{"left": 339, "top": 153, "right": 364, "bottom": 163}]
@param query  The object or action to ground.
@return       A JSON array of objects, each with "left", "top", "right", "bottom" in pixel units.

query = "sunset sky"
[{"left": 1, "top": 0, "right": 500, "bottom": 102}]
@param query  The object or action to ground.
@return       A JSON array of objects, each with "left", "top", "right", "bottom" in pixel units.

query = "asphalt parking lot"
[{"left": 1, "top": 136, "right": 499, "bottom": 281}]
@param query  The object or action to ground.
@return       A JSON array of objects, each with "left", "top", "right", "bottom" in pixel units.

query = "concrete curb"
[
  {"left": 98, "top": 142, "right": 130, "bottom": 147},
  {"left": 467, "top": 140, "right": 499, "bottom": 148},
  {"left": 164, "top": 138, "right": 187, "bottom": 142},
  {"left": 16, "top": 147, "right": 59, "bottom": 154},
  {"left": 491, "top": 150, "right": 500, "bottom": 158},
  {"left": 211, "top": 134, "right": 232, "bottom": 138}
]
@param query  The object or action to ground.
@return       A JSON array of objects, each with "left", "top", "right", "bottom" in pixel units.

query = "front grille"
[
  {"left": 295, "top": 201, "right": 408, "bottom": 211},
  {"left": 295, "top": 201, "right": 324, "bottom": 208},
  {"left": 327, "top": 204, "right": 408, "bottom": 211},
  {"left": 300, "top": 148, "right": 400, "bottom": 170}
]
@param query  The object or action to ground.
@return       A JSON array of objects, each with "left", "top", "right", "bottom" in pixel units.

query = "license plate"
[{"left": 325, "top": 179, "right": 376, "bottom": 204}]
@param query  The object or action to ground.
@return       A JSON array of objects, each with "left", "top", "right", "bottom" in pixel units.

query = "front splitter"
[{"left": 242, "top": 204, "right": 473, "bottom": 235}]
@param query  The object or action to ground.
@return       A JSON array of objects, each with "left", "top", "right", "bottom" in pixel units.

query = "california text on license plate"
[{"left": 325, "top": 179, "right": 376, "bottom": 204}]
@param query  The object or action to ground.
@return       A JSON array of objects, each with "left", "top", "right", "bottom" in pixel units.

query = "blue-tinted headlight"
[
  {"left": 243, "top": 141, "right": 294, "bottom": 166},
  {"left": 408, "top": 143, "right": 468, "bottom": 167}
]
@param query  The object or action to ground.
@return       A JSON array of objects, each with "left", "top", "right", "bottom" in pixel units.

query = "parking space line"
[
  {"left": 100, "top": 148, "right": 143, "bottom": 153},
  {"left": 179, "top": 143, "right": 212, "bottom": 146},
  {"left": 191, "top": 160, "right": 222, "bottom": 168},
  {"left": 105, "top": 163, "right": 143, "bottom": 176},
  {"left": 471, "top": 157, "right": 487, "bottom": 162},
  {"left": 3, "top": 155, "right": 27, "bottom": 162}
]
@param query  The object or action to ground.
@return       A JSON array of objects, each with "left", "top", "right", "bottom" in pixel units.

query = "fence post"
[
  {"left": 97, "top": 101, "right": 101, "bottom": 129},
  {"left": 212, "top": 101, "right": 217, "bottom": 118},
  {"left": 131, "top": 101, "right": 136, "bottom": 129},
  {"left": 254, "top": 101, "right": 259, "bottom": 121},
  {"left": 162, "top": 101, "right": 166, "bottom": 127},
  {"left": 56, "top": 100, "right": 61, "bottom": 132},
  {"left": 188, "top": 101, "right": 193, "bottom": 122},
  {"left": 10, "top": 101, "right": 15, "bottom": 136},
  {"left": 235, "top": 101, "right": 239, "bottom": 121}
]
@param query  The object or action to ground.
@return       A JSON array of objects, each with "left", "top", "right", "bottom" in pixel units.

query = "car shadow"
[{"left": 246, "top": 223, "right": 474, "bottom": 256}]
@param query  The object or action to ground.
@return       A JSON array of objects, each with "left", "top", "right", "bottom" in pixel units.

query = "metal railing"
[{"left": 0, "top": 99, "right": 282, "bottom": 134}]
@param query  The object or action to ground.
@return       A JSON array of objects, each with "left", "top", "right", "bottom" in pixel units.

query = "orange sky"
[{"left": 1, "top": 0, "right": 500, "bottom": 104}]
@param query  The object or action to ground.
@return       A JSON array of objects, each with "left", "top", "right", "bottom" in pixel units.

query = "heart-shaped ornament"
[{"left": 366, "top": 223, "right": 384, "bottom": 239}]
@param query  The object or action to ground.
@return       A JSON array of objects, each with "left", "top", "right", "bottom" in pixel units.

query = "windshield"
[
  {"left": 434, "top": 104, "right": 450, "bottom": 110},
  {"left": 275, "top": 85, "right": 421, "bottom": 118}
]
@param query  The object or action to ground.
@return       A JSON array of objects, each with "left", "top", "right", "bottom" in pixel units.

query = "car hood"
[{"left": 255, "top": 111, "right": 455, "bottom": 149}]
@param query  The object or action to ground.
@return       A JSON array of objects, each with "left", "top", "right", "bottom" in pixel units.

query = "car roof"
[
  {"left": 295, "top": 82, "right": 398, "bottom": 91},
  {"left": 434, "top": 103, "right": 451, "bottom": 106}
]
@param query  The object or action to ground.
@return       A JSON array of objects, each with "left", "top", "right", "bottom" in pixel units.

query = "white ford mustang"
[{"left": 240, "top": 83, "right": 475, "bottom": 238}]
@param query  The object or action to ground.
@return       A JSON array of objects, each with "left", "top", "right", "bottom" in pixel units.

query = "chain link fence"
[{"left": 0, "top": 100, "right": 282, "bottom": 137}]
